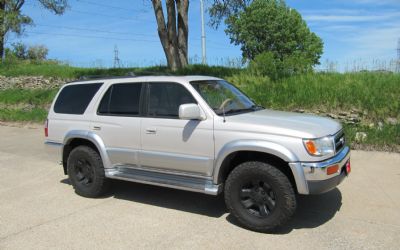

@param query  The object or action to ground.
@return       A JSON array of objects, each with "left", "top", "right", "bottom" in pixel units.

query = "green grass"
[
  {"left": 0, "top": 61, "right": 399, "bottom": 150},
  {"left": 230, "top": 72, "right": 400, "bottom": 121},
  {"left": 343, "top": 124, "right": 400, "bottom": 151},
  {"left": 0, "top": 89, "right": 58, "bottom": 105},
  {"left": 0, "top": 61, "right": 241, "bottom": 79},
  {"left": 0, "top": 107, "right": 48, "bottom": 122}
]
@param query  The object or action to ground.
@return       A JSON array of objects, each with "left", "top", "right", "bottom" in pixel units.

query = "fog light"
[
  {"left": 327, "top": 165, "right": 339, "bottom": 175},
  {"left": 346, "top": 161, "right": 351, "bottom": 174}
]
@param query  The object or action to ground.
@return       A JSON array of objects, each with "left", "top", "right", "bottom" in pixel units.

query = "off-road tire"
[
  {"left": 224, "top": 161, "right": 296, "bottom": 232},
  {"left": 67, "top": 145, "right": 109, "bottom": 198}
]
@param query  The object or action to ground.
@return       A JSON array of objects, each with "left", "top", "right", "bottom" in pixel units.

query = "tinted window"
[
  {"left": 147, "top": 82, "right": 196, "bottom": 118},
  {"left": 54, "top": 83, "right": 102, "bottom": 114},
  {"left": 98, "top": 83, "right": 142, "bottom": 116}
]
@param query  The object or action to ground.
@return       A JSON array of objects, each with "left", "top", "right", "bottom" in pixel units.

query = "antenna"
[{"left": 113, "top": 45, "right": 121, "bottom": 68}]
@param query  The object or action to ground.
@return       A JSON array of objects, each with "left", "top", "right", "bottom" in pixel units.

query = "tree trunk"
[
  {"left": 176, "top": 0, "right": 189, "bottom": 68},
  {"left": 151, "top": 0, "right": 189, "bottom": 71}
]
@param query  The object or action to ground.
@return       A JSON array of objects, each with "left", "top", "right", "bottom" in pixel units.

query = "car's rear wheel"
[
  {"left": 67, "top": 145, "right": 109, "bottom": 198},
  {"left": 224, "top": 161, "right": 296, "bottom": 232}
]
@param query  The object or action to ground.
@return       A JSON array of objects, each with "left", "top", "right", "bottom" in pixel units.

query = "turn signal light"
[
  {"left": 304, "top": 140, "right": 317, "bottom": 155},
  {"left": 327, "top": 165, "right": 339, "bottom": 175}
]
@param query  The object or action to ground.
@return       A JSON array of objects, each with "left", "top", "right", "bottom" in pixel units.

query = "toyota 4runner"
[{"left": 45, "top": 75, "right": 350, "bottom": 232}]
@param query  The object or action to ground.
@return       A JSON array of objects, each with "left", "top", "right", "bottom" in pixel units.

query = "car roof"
[{"left": 67, "top": 75, "right": 222, "bottom": 85}]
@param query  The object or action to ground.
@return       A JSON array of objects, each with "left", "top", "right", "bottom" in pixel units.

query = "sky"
[{"left": 7, "top": 0, "right": 400, "bottom": 70}]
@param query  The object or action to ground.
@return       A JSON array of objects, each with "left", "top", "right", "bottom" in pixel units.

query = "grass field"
[
  {"left": 231, "top": 72, "right": 400, "bottom": 121},
  {"left": 0, "top": 61, "right": 241, "bottom": 79},
  {"left": 0, "top": 61, "right": 399, "bottom": 151}
]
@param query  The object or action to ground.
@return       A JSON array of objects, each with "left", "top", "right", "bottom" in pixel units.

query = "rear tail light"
[
  {"left": 44, "top": 119, "right": 48, "bottom": 137},
  {"left": 346, "top": 161, "right": 351, "bottom": 174}
]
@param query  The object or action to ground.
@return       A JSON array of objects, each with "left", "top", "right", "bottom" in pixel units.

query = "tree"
[
  {"left": 0, "top": 0, "right": 68, "bottom": 59},
  {"left": 151, "top": 0, "right": 189, "bottom": 71},
  {"left": 209, "top": 0, "right": 323, "bottom": 67},
  {"left": 10, "top": 41, "right": 26, "bottom": 59},
  {"left": 27, "top": 44, "right": 48, "bottom": 60},
  {"left": 208, "top": 0, "right": 252, "bottom": 28}
]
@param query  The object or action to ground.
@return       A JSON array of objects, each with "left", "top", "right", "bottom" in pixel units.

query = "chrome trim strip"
[
  {"left": 105, "top": 167, "right": 221, "bottom": 195},
  {"left": 116, "top": 164, "right": 212, "bottom": 180},
  {"left": 44, "top": 141, "right": 63, "bottom": 147}
]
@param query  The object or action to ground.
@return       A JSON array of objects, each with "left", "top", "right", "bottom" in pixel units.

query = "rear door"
[
  {"left": 90, "top": 82, "right": 144, "bottom": 167},
  {"left": 140, "top": 82, "right": 214, "bottom": 176}
]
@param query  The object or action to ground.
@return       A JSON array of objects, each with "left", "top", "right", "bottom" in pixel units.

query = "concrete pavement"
[{"left": 0, "top": 124, "right": 399, "bottom": 249}]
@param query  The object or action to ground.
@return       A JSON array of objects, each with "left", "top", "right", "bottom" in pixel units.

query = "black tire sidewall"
[
  {"left": 225, "top": 161, "right": 296, "bottom": 232},
  {"left": 67, "top": 146, "right": 107, "bottom": 198}
]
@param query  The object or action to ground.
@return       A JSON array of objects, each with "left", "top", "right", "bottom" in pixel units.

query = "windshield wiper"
[
  {"left": 224, "top": 105, "right": 264, "bottom": 114},
  {"left": 214, "top": 105, "right": 263, "bottom": 116}
]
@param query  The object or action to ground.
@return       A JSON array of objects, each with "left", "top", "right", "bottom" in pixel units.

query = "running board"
[{"left": 105, "top": 167, "right": 221, "bottom": 195}]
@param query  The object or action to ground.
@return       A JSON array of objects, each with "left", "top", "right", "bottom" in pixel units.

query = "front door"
[{"left": 140, "top": 82, "right": 214, "bottom": 176}]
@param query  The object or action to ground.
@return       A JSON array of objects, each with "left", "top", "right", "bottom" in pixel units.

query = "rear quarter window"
[{"left": 54, "top": 83, "right": 103, "bottom": 114}]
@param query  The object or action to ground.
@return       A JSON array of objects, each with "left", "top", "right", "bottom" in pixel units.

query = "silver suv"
[{"left": 45, "top": 75, "right": 350, "bottom": 232}]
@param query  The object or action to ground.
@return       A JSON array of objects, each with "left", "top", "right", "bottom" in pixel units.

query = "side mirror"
[{"left": 179, "top": 103, "right": 203, "bottom": 120}]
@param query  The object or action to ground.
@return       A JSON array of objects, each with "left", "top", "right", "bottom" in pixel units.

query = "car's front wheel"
[
  {"left": 67, "top": 145, "right": 109, "bottom": 198},
  {"left": 224, "top": 161, "right": 296, "bottom": 232}
]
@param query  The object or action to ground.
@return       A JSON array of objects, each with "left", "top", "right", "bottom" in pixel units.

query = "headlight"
[{"left": 303, "top": 136, "right": 334, "bottom": 156}]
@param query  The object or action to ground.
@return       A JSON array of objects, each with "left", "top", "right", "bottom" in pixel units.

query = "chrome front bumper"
[{"left": 290, "top": 146, "right": 351, "bottom": 195}]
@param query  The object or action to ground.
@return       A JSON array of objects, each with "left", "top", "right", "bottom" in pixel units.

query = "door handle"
[
  {"left": 145, "top": 128, "right": 157, "bottom": 134},
  {"left": 92, "top": 126, "right": 101, "bottom": 131}
]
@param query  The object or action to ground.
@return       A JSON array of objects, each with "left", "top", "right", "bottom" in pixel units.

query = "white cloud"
[
  {"left": 344, "top": 0, "right": 400, "bottom": 5},
  {"left": 304, "top": 12, "right": 400, "bottom": 22}
]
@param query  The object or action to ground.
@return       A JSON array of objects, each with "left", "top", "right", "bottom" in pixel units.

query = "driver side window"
[{"left": 147, "top": 82, "right": 196, "bottom": 118}]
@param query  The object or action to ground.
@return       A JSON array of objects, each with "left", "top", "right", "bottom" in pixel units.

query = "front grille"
[{"left": 334, "top": 130, "right": 345, "bottom": 153}]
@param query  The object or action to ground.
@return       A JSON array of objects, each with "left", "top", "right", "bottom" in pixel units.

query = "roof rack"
[
  {"left": 75, "top": 71, "right": 176, "bottom": 81},
  {"left": 78, "top": 72, "right": 137, "bottom": 81}
]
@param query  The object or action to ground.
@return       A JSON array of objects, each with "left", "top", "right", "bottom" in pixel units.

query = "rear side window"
[
  {"left": 54, "top": 83, "right": 103, "bottom": 114},
  {"left": 98, "top": 83, "right": 142, "bottom": 116}
]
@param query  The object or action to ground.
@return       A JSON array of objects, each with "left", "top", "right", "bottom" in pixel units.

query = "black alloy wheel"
[{"left": 240, "top": 180, "right": 276, "bottom": 217}]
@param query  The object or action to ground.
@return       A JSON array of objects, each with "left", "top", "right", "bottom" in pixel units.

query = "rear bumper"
[
  {"left": 289, "top": 146, "right": 350, "bottom": 195},
  {"left": 44, "top": 140, "right": 63, "bottom": 163}
]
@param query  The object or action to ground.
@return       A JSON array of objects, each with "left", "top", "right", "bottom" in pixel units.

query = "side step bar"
[{"left": 105, "top": 167, "right": 221, "bottom": 195}]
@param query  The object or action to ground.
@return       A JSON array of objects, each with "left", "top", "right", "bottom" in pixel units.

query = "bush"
[
  {"left": 5, "top": 43, "right": 48, "bottom": 61},
  {"left": 27, "top": 45, "right": 49, "bottom": 61},
  {"left": 248, "top": 52, "right": 313, "bottom": 80}
]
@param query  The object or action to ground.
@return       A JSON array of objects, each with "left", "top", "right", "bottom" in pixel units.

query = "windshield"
[{"left": 190, "top": 80, "right": 263, "bottom": 115}]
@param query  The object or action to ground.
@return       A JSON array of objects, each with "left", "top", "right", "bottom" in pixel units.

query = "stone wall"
[{"left": 0, "top": 76, "right": 71, "bottom": 90}]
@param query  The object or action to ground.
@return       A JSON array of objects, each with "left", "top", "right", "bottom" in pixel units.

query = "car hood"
[{"left": 224, "top": 109, "right": 342, "bottom": 138}]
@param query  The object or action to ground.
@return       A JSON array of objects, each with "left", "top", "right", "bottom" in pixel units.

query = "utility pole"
[
  {"left": 113, "top": 45, "right": 121, "bottom": 68},
  {"left": 200, "top": 0, "right": 207, "bottom": 65},
  {"left": 397, "top": 38, "right": 400, "bottom": 73}
]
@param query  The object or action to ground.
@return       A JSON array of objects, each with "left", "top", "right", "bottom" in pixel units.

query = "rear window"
[
  {"left": 97, "top": 83, "right": 142, "bottom": 116},
  {"left": 54, "top": 83, "right": 103, "bottom": 114}
]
